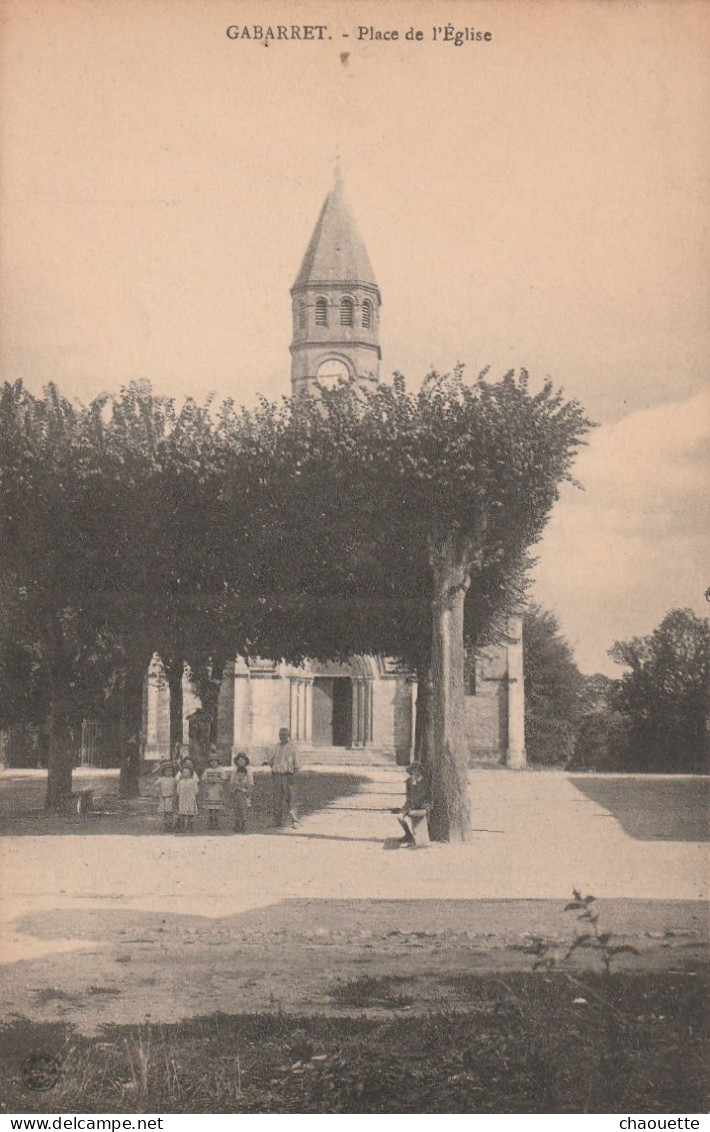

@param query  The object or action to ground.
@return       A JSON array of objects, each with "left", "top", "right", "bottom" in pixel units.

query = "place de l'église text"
[{"left": 225, "top": 24, "right": 493, "bottom": 47}]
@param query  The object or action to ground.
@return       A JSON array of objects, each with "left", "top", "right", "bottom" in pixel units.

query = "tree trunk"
[
  {"left": 166, "top": 658, "right": 184, "bottom": 752},
  {"left": 427, "top": 532, "right": 473, "bottom": 842},
  {"left": 414, "top": 673, "right": 434, "bottom": 765},
  {"left": 45, "top": 690, "right": 75, "bottom": 810},
  {"left": 118, "top": 653, "right": 148, "bottom": 798},
  {"left": 412, "top": 618, "right": 433, "bottom": 767},
  {"left": 44, "top": 616, "right": 75, "bottom": 811}
]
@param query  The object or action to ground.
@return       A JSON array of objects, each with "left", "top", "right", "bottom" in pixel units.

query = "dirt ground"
[
  {"left": 1, "top": 767, "right": 708, "bottom": 1035},
  {"left": 4, "top": 897, "right": 708, "bottom": 1034}
]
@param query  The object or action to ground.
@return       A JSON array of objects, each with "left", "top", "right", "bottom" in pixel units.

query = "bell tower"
[{"left": 290, "top": 170, "right": 381, "bottom": 394}]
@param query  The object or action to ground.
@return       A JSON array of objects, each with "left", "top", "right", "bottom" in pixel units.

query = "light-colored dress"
[{"left": 177, "top": 776, "right": 199, "bottom": 816}]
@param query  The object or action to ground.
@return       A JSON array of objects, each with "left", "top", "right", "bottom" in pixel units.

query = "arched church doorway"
[{"left": 312, "top": 677, "right": 353, "bottom": 747}]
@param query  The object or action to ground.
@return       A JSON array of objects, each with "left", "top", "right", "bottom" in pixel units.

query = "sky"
[{"left": 1, "top": 0, "right": 708, "bottom": 674}]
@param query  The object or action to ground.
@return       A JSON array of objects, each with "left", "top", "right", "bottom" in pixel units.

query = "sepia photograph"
[{"left": 0, "top": 0, "right": 708, "bottom": 1120}]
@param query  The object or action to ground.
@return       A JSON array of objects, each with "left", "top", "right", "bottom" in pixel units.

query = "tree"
[
  {"left": 0, "top": 382, "right": 134, "bottom": 805},
  {"left": 0, "top": 380, "right": 254, "bottom": 803},
  {"left": 1, "top": 369, "right": 591, "bottom": 827},
  {"left": 236, "top": 370, "right": 592, "bottom": 840},
  {"left": 523, "top": 605, "right": 584, "bottom": 765},
  {"left": 77, "top": 382, "right": 264, "bottom": 796},
  {"left": 609, "top": 609, "right": 710, "bottom": 773}
]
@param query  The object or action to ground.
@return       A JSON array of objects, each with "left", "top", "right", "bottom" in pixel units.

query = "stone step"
[{"left": 298, "top": 745, "right": 400, "bottom": 767}]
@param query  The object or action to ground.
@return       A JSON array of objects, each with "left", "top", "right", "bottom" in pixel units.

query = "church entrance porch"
[
  {"left": 140, "top": 623, "right": 525, "bottom": 770},
  {"left": 213, "top": 655, "right": 413, "bottom": 766}
]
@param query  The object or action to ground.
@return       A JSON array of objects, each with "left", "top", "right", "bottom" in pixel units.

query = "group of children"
[
  {"left": 155, "top": 751, "right": 253, "bottom": 833},
  {"left": 154, "top": 748, "right": 432, "bottom": 843}
]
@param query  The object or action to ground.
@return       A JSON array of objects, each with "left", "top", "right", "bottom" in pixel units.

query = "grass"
[
  {"left": 2, "top": 972, "right": 706, "bottom": 1114},
  {"left": 330, "top": 975, "right": 415, "bottom": 1009},
  {"left": 30, "top": 989, "right": 82, "bottom": 1007}
]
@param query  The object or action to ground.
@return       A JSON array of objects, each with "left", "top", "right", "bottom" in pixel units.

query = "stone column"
[
  {"left": 143, "top": 653, "right": 171, "bottom": 762},
  {"left": 350, "top": 679, "right": 373, "bottom": 747},
  {"left": 303, "top": 679, "right": 313, "bottom": 743},
  {"left": 289, "top": 678, "right": 313, "bottom": 743},
  {"left": 145, "top": 675, "right": 159, "bottom": 750},
  {"left": 216, "top": 660, "right": 235, "bottom": 759},
  {"left": 351, "top": 680, "right": 362, "bottom": 746},
  {"left": 289, "top": 679, "right": 300, "bottom": 740},
  {"left": 181, "top": 663, "right": 201, "bottom": 745},
  {"left": 365, "top": 680, "right": 374, "bottom": 745},
  {"left": 290, "top": 678, "right": 312, "bottom": 743},
  {"left": 506, "top": 614, "right": 526, "bottom": 769},
  {"left": 232, "top": 656, "right": 251, "bottom": 759}
]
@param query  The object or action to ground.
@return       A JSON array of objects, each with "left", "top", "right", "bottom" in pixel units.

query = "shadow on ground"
[
  {"left": 4, "top": 898, "right": 708, "bottom": 1036},
  {"left": 569, "top": 776, "right": 710, "bottom": 842},
  {"left": 0, "top": 771, "right": 372, "bottom": 837},
  {"left": 15, "top": 896, "right": 709, "bottom": 948}
]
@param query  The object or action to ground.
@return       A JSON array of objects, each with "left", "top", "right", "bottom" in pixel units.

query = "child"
[
  {"left": 230, "top": 752, "right": 253, "bottom": 833},
  {"left": 156, "top": 761, "right": 178, "bottom": 832},
  {"left": 201, "top": 754, "right": 225, "bottom": 829},
  {"left": 394, "top": 761, "right": 431, "bottom": 847},
  {"left": 176, "top": 765, "right": 199, "bottom": 832}
]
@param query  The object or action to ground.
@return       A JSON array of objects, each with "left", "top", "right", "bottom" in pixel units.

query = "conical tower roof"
[{"left": 292, "top": 171, "right": 378, "bottom": 292}]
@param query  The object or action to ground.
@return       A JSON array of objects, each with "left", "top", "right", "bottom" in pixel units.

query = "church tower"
[{"left": 290, "top": 170, "right": 381, "bottom": 394}]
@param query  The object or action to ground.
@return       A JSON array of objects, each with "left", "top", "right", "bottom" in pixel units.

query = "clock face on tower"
[{"left": 316, "top": 358, "right": 350, "bottom": 388}]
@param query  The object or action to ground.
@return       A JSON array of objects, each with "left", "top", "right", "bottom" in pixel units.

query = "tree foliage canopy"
[
  {"left": 608, "top": 608, "right": 710, "bottom": 773},
  {"left": 235, "top": 369, "right": 591, "bottom": 665},
  {"left": 1, "top": 369, "right": 592, "bottom": 825},
  {"left": 523, "top": 605, "right": 584, "bottom": 765}
]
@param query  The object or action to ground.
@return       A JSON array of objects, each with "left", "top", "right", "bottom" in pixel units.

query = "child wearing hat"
[
  {"left": 230, "top": 752, "right": 253, "bottom": 833},
  {"left": 201, "top": 754, "right": 226, "bottom": 829}
]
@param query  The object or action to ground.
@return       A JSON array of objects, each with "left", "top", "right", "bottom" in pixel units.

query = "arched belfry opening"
[{"left": 290, "top": 170, "right": 381, "bottom": 396}]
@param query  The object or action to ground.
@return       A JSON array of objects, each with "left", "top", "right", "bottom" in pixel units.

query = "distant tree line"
[{"left": 524, "top": 606, "right": 709, "bottom": 774}]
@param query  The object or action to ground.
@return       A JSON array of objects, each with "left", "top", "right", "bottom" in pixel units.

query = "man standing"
[{"left": 269, "top": 727, "right": 300, "bottom": 828}]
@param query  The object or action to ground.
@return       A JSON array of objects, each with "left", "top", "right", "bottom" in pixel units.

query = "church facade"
[{"left": 142, "top": 174, "right": 526, "bottom": 769}]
